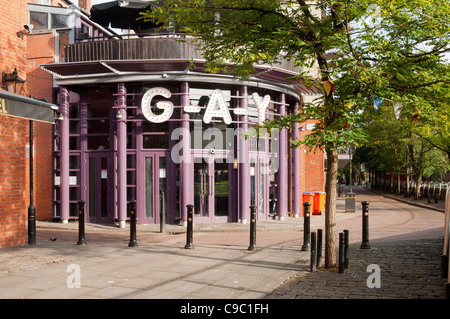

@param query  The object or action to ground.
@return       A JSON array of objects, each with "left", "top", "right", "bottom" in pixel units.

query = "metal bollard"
[
  {"left": 301, "top": 202, "right": 311, "bottom": 251},
  {"left": 339, "top": 232, "right": 345, "bottom": 273},
  {"left": 248, "top": 205, "right": 257, "bottom": 251},
  {"left": 77, "top": 200, "right": 87, "bottom": 246},
  {"left": 160, "top": 191, "right": 166, "bottom": 234},
  {"left": 360, "top": 201, "right": 371, "bottom": 249},
  {"left": 317, "top": 229, "right": 323, "bottom": 268},
  {"left": 128, "top": 200, "right": 138, "bottom": 247},
  {"left": 310, "top": 231, "right": 317, "bottom": 272},
  {"left": 344, "top": 229, "right": 349, "bottom": 269},
  {"left": 185, "top": 204, "right": 194, "bottom": 249}
]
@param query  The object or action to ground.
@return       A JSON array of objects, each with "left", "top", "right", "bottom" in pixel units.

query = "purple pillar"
[
  {"left": 60, "top": 87, "right": 70, "bottom": 223},
  {"left": 239, "top": 86, "right": 250, "bottom": 223},
  {"left": 292, "top": 102, "right": 301, "bottom": 217},
  {"left": 180, "top": 82, "right": 193, "bottom": 225},
  {"left": 277, "top": 93, "right": 288, "bottom": 220},
  {"left": 117, "top": 83, "right": 127, "bottom": 228}
]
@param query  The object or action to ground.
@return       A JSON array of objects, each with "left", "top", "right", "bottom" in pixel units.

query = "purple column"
[
  {"left": 117, "top": 83, "right": 127, "bottom": 228},
  {"left": 292, "top": 102, "right": 301, "bottom": 217},
  {"left": 60, "top": 87, "right": 70, "bottom": 223},
  {"left": 239, "top": 86, "right": 250, "bottom": 223},
  {"left": 180, "top": 82, "right": 193, "bottom": 225},
  {"left": 277, "top": 93, "right": 288, "bottom": 220}
]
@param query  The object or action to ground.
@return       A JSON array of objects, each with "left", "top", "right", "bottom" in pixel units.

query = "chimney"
[{"left": 78, "top": 0, "right": 91, "bottom": 15}]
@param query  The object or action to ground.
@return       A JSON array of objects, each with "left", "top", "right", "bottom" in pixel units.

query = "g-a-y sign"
[{"left": 141, "top": 87, "right": 271, "bottom": 124}]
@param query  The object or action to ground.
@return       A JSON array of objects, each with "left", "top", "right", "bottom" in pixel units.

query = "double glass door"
[{"left": 194, "top": 157, "right": 230, "bottom": 222}]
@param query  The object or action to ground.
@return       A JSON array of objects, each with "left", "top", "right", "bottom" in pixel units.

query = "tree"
[{"left": 143, "top": 0, "right": 450, "bottom": 268}]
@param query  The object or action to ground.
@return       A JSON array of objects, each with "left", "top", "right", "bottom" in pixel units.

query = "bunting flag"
[
  {"left": 323, "top": 80, "right": 335, "bottom": 96},
  {"left": 372, "top": 96, "right": 383, "bottom": 113},
  {"left": 393, "top": 102, "right": 403, "bottom": 119}
]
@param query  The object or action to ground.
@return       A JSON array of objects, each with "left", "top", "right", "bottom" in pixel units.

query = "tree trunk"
[{"left": 324, "top": 147, "right": 338, "bottom": 268}]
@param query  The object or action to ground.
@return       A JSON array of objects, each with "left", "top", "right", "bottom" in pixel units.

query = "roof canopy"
[{"left": 41, "top": 59, "right": 319, "bottom": 97}]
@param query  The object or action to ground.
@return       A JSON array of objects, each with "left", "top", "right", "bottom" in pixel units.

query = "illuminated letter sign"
[
  {"left": 141, "top": 87, "right": 272, "bottom": 125},
  {"left": 203, "top": 89, "right": 232, "bottom": 125},
  {"left": 141, "top": 87, "right": 174, "bottom": 123},
  {"left": 252, "top": 93, "right": 270, "bottom": 125}
]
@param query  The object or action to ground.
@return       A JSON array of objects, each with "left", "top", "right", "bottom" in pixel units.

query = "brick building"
[{"left": 0, "top": 0, "right": 113, "bottom": 248}]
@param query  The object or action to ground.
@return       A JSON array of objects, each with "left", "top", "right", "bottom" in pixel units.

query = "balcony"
[{"left": 64, "top": 35, "right": 301, "bottom": 74}]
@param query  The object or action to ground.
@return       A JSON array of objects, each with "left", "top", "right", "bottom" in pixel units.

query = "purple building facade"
[{"left": 42, "top": 36, "right": 311, "bottom": 227}]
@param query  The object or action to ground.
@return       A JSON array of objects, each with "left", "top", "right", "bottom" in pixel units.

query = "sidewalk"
[{"left": 0, "top": 186, "right": 447, "bottom": 300}]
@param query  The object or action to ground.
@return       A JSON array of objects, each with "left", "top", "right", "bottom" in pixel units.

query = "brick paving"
[
  {"left": 265, "top": 187, "right": 448, "bottom": 299},
  {"left": 0, "top": 186, "right": 448, "bottom": 301}
]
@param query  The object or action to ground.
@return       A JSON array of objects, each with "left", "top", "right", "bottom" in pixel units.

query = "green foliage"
[{"left": 143, "top": 0, "right": 449, "bottom": 156}]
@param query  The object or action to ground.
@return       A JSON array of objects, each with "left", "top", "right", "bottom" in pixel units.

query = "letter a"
[
  {"left": 366, "top": 264, "right": 381, "bottom": 288},
  {"left": 203, "top": 89, "right": 232, "bottom": 125},
  {"left": 66, "top": 264, "right": 81, "bottom": 288}
]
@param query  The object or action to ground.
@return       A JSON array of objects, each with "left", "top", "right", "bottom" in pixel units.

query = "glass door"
[
  {"left": 87, "top": 154, "right": 113, "bottom": 223},
  {"left": 194, "top": 158, "right": 210, "bottom": 218},
  {"left": 141, "top": 153, "right": 167, "bottom": 224},
  {"left": 214, "top": 159, "right": 229, "bottom": 218}
]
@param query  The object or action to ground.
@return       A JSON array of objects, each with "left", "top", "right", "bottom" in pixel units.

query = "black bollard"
[
  {"left": 344, "top": 229, "right": 349, "bottom": 269},
  {"left": 360, "top": 201, "right": 371, "bottom": 249},
  {"left": 248, "top": 205, "right": 257, "bottom": 251},
  {"left": 160, "top": 191, "right": 166, "bottom": 234},
  {"left": 339, "top": 232, "right": 345, "bottom": 273},
  {"left": 77, "top": 200, "right": 87, "bottom": 246},
  {"left": 128, "top": 200, "right": 138, "bottom": 247},
  {"left": 185, "top": 204, "right": 194, "bottom": 249},
  {"left": 310, "top": 231, "right": 317, "bottom": 272},
  {"left": 301, "top": 202, "right": 311, "bottom": 251},
  {"left": 317, "top": 229, "right": 323, "bottom": 268}
]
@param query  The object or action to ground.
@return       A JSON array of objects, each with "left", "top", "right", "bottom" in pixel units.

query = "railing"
[
  {"left": 409, "top": 181, "right": 449, "bottom": 201},
  {"left": 65, "top": 33, "right": 301, "bottom": 73}
]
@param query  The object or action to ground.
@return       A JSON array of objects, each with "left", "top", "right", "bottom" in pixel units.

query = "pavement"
[{"left": 0, "top": 186, "right": 448, "bottom": 304}]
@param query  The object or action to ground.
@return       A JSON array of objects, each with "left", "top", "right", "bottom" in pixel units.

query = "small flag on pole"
[
  {"left": 324, "top": 80, "right": 335, "bottom": 96},
  {"left": 372, "top": 96, "right": 383, "bottom": 113},
  {"left": 393, "top": 102, "right": 402, "bottom": 119}
]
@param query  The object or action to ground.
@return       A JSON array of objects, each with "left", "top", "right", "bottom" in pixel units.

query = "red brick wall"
[
  {"left": 0, "top": 116, "right": 28, "bottom": 248},
  {"left": 26, "top": 31, "right": 55, "bottom": 222},
  {"left": 300, "top": 119, "right": 325, "bottom": 193},
  {"left": 33, "top": 121, "right": 53, "bottom": 221},
  {"left": 0, "top": 1, "right": 57, "bottom": 247}
]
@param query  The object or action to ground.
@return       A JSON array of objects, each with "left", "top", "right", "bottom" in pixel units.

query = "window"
[
  {"left": 29, "top": 11, "right": 48, "bottom": 30},
  {"left": 28, "top": 4, "right": 73, "bottom": 31}
]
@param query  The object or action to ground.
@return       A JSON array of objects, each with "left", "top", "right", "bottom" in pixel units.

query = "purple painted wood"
[
  {"left": 238, "top": 86, "right": 250, "bottom": 223},
  {"left": 277, "top": 93, "right": 288, "bottom": 220},
  {"left": 293, "top": 102, "right": 301, "bottom": 217},
  {"left": 60, "top": 87, "right": 70, "bottom": 222},
  {"left": 117, "top": 83, "right": 128, "bottom": 227}
]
